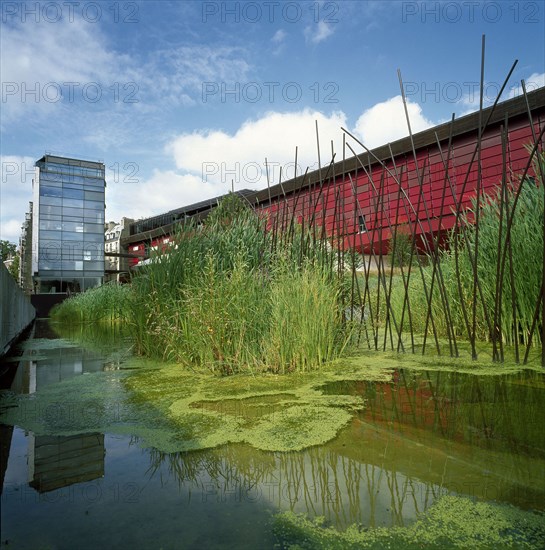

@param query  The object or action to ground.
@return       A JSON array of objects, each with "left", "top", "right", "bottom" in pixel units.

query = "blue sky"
[{"left": 1, "top": 0, "right": 544, "bottom": 243}]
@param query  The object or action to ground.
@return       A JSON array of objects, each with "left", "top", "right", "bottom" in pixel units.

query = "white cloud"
[
  {"left": 120, "top": 100, "right": 434, "bottom": 219},
  {"left": 148, "top": 45, "right": 251, "bottom": 105},
  {"left": 457, "top": 72, "right": 545, "bottom": 117},
  {"left": 0, "top": 156, "right": 35, "bottom": 244},
  {"left": 167, "top": 109, "right": 349, "bottom": 190},
  {"left": 0, "top": 18, "right": 253, "bottom": 127},
  {"left": 0, "top": 19, "right": 132, "bottom": 124},
  {"left": 271, "top": 29, "right": 287, "bottom": 55},
  {"left": 509, "top": 72, "right": 545, "bottom": 98},
  {"left": 272, "top": 29, "right": 286, "bottom": 44},
  {"left": 105, "top": 170, "right": 220, "bottom": 223},
  {"left": 120, "top": 99, "right": 435, "bottom": 219},
  {"left": 353, "top": 96, "right": 434, "bottom": 149},
  {"left": 305, "top": 20, "right": 334, "bottom": 44},
  {"left": 0, "top": 99, "right": 436, "bottom": 233}
]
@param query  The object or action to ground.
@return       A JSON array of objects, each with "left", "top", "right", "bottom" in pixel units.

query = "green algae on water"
[
  {"left": 245, "top": 405, "right": 353, "bottom": 452},
  {"left": 273, "top": 495, "right": 545, "bottom": 549},
  {"left": 4, "top": 336, "right": 541, "bottom": 454},
  {"left": 0, "top": 356, "right": 371, "bottom": 453}
]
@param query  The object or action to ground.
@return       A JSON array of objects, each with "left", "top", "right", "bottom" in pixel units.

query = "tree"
[
  {"left": 0, "top": 240, "right": 16, "bottom": 262},
  {"left": 8, "top": 253, "right": 20, "bottom": 281}
]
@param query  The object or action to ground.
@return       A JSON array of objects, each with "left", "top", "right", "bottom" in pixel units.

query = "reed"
[
  {"left": 128, "top": 194, "right": 350, "bottom": 374},
  {"left": 50, "top": 282, "right": 131, "bottom": 324}
]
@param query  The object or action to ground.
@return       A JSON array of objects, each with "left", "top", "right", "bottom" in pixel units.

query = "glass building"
[{"left": 32, "top": 155, "right": 105, "bottom": 293}]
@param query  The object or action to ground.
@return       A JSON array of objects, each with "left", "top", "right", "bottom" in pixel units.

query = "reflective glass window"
[
  {"left": 63, "top": 198, "right": 84, "bottom": 208},
  {"left": 39, "top": 258, "right": 62, "bottom": 270},
  {"left": 39, "top": 241, "right": 62, "bottom": 261},
  {"left": 40, "top": 185, "right": 63, "bottom": 197},
  {"left": 41, "top": 196, "right": 62, "bottom": 206},
  {"left": 62, "top": 231, "right": 85, "bottom": 241},
  {"left": 39, "top": 220, "right": 62, "bottom": 231},
  {"left": 84, "top": 200, "right": 103, "bottom": 211},
  {"left": 63, "top": 188, "right": 84, "bottom": 200},
  {"left": 40, "top": 230, "right": 62, "bottom": 241},
  {"left": 84, "top": 232, "right": 104, "bottom": 243},
  {"left": 84, "top": 211, "right": 104, "bottom": 224},
  {"left": 84, "top": 190, "right": 104, "bottom": 201},
  {"left": 63, "top": 207, "right": 84, "bottom": 218},
  {"left": 40, "top": 205, "right": 62, "bottom": 216},
  {"left": 83, "top": 261, "right": 104, "bottom": 271},
  {"left": 84, "top": 223, "right": 104, "bottom": 234}
]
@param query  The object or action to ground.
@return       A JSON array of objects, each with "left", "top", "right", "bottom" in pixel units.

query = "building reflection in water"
[
  {"left": 28, "top": 433, "right": 105, "bottom": 493},
  {"left": 0, "top": 329, "right": 106, "bottom": 495}
]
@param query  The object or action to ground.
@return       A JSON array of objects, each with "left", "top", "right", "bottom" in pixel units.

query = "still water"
[{"left": 1, "top": 321, "right": 544, "bottom": 549}]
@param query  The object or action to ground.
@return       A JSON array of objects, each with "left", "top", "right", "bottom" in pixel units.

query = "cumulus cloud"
[
  {"left": 136, "top": 99, "right": 435, "bottom": 217},
  {"left": 167, "top": 109, "right": 350, "bottom": 190},
  {"left": 1, "top": 98, "right": 436, "bottom": 232},
  {"left": 353, "top": 95, "right": 434, "bottom": 149}
]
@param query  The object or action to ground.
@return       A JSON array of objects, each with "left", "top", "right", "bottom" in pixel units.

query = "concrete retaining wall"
[{"left": 0, "top": 262, "right": 35, "bottom": 356}]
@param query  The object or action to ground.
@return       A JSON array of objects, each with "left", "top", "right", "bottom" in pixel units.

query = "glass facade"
[{"left": 33, "top": 155, "right": 105, "bottom": 293}]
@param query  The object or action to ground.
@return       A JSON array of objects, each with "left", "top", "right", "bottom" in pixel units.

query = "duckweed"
[{"left": 273, "top": 495, "right": 545, "bottom": 549}]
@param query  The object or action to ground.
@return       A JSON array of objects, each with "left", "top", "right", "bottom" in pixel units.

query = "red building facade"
[{"left": 122, "top": 89, "right": 545, "bottom": 262}]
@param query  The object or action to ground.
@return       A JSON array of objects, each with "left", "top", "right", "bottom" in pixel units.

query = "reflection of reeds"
[{"left": 140, "top": 364, "right": 545, "bottom": 526}]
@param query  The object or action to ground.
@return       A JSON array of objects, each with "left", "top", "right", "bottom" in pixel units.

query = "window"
[
  {"left": 40, "top": 185, "right": 63, "bottom": 197},
  {"left": 63, "top": 188, "right": 84, "bottom": 200},
  {"left": 358, "top": 215, "right": 367, "bottom": 233},
  {"left": 41, "top": 195, "right": 62, "bottom": 206}
]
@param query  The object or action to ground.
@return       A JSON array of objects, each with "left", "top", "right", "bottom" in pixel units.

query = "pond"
[{"left": 1, "top": 321, "right": 544, "bottom": 549}]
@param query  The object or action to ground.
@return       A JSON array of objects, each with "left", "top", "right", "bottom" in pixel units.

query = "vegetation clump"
[
  {"left": 128, "top": 193, "right": 353, "bottom": 374},
  {"left": 51, "top": 282, "right": 130, "bottom": 324},
  {"left": 273, "top": 495, "right": 545, "bottom": 549}
]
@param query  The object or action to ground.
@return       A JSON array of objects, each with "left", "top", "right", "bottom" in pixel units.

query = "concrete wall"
[{"left": 0, "top": 262, "right": 35, "bottom": 356}]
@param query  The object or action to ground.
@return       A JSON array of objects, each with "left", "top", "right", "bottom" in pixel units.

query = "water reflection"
[
  {"left": 141, "top": 367, "right": 545, "bottom": 529},
  {"left": 0, "top": 321, "right": 109, "bottom": 499},
  {"left": 327, "top": 369, "right": 545, "bottom": 458},
  {"left": 29, "top": 433, "right": 104, "bottom": 493},
  {"left": 1, "top": 324, "right": 545, "bottom": 548},
  {"left": 145, "top": 443, "right": 445, "bottom": 530}
]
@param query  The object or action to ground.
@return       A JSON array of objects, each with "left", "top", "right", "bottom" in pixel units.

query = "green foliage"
[
  {"left": 378, "top": 153, "right": 545, "bottom": 349},
  {"left": 8, "top": 252, "right": 19, "bottom": 281},
  {"left": 50, "top": 282, "right": 131, "bottom": 324},
  {"left": 129, "top": 194, "right": 351, "bottom": 374},
  {"left": 420, "top": 158, "right": 544, "bottom": 346},
  {"left": 388, "top": 225, "right": 413, "bottom": 268},
  {"left": 0, "top": 239, "right": 16, "bottom": 262}
]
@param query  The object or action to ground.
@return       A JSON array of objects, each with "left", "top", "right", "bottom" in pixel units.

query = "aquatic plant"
[
  {"left": 50, "top": 282, "right": 131, "bottom": 324},
  {"left": 273, "top": 495, "right": 545, "bottom": 549},
  {"left": 129, "top": 194, "right": 352, "bottom": 374}
]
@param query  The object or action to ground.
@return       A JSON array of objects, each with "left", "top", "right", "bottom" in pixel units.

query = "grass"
[
  {"left": 50, "top": 282, "right": 131, "bottom": 324},
  {"left": 127, "top": 194, "right": 352, "bottom": 374},
  {"left": 370, "top": 152, "right": 544, "bottom": 353},
  {"left": 51, "top": 153, "right": 544, "bottom": 369}
]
